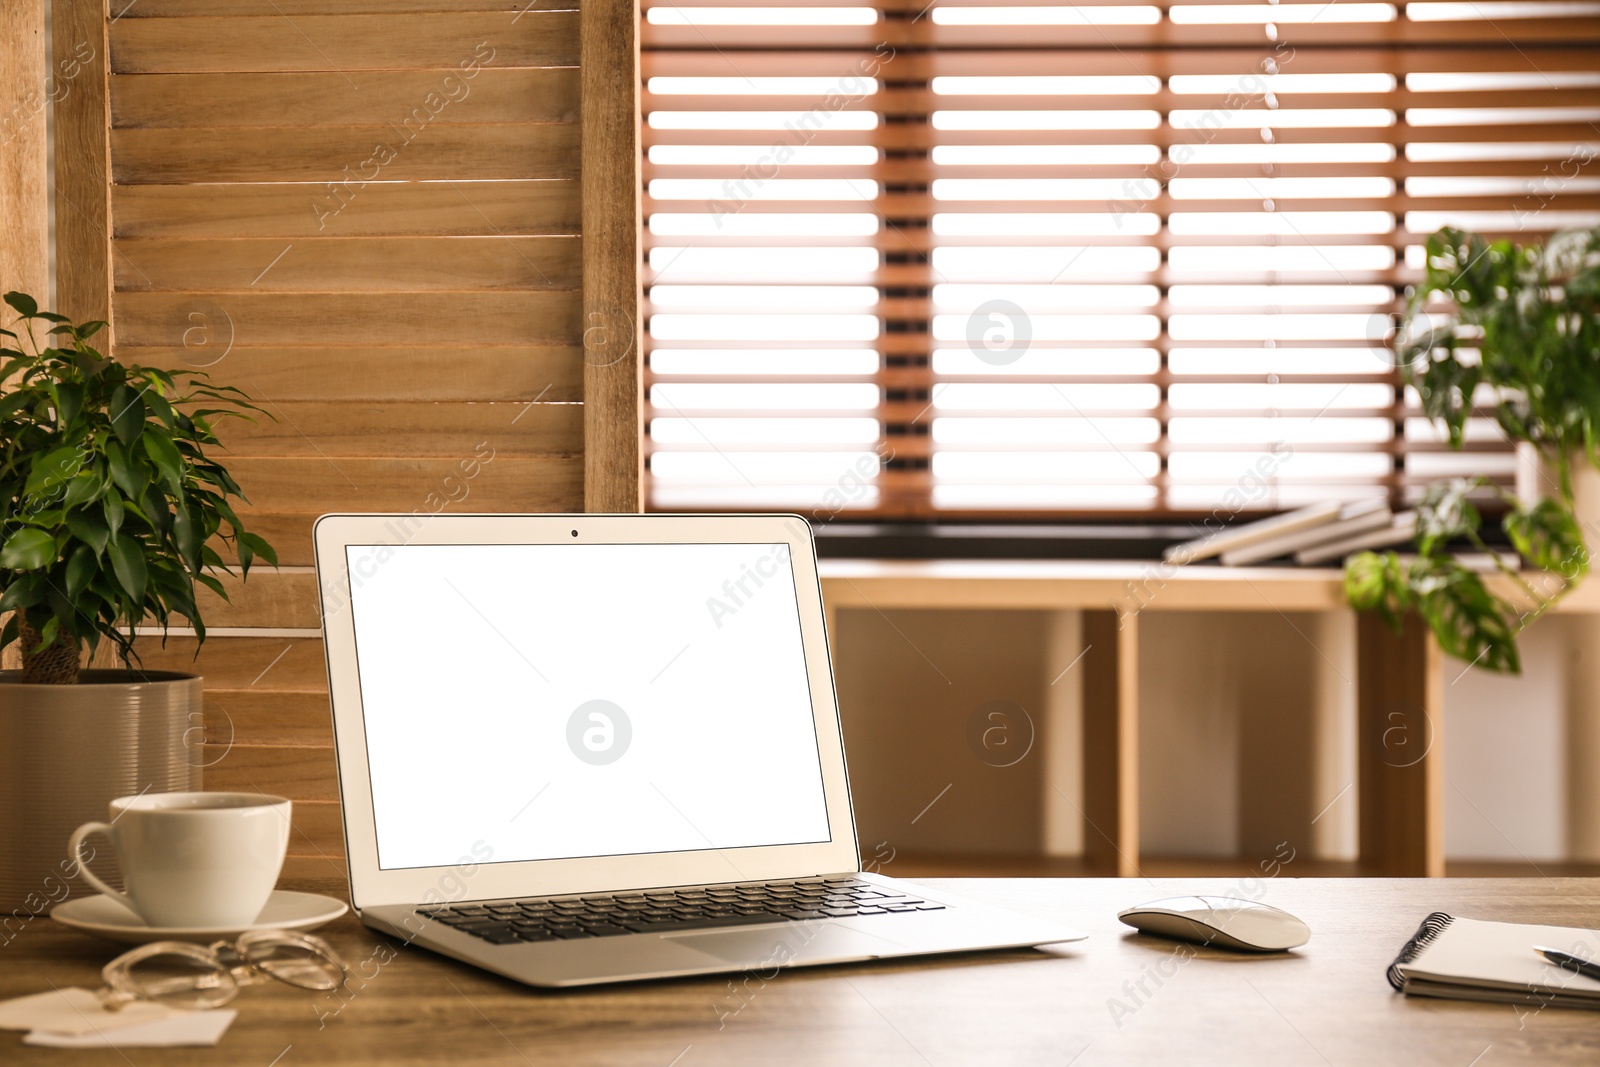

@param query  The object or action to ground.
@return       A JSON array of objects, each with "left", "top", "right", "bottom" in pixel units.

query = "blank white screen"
[{"left": 344, "top": 542, "right": 831, "bottom": 870}]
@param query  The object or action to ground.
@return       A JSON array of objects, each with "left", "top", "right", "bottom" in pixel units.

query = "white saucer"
[{"left": 51, "top": 890, "right": 349, "bottom": 944}]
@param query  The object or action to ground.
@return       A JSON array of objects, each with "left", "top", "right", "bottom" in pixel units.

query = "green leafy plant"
[
  {"left": 1345, "top": 227, "right": 1600, "bottom": 673},
  {"left": 0, "top": 291, "right": 277, "bottom": 684}
]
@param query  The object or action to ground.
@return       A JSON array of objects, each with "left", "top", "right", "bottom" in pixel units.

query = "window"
[{"left": 642, "top": 0, "right": 1600, "bottom": 520}]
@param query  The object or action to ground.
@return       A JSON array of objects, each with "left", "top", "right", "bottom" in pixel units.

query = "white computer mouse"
[{"left": 1117, "top": 895, "right": 1311, "bottom": 952}]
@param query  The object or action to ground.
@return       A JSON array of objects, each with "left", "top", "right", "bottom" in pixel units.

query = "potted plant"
[
  {"left": 1345, "top": 227, "right": 1599, "bottom": 673},
  {"left": 0, "top": 291, "right": 276, "bottom": 913}
]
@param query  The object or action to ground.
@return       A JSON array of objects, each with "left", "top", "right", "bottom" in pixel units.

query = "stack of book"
[{"left": 1162, "top": 499, "right": 1416, "bottom": 567}]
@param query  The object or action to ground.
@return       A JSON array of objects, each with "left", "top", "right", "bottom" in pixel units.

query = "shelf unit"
[{"left": 819, "top": 560, "right": 1600, "bottom": 878}]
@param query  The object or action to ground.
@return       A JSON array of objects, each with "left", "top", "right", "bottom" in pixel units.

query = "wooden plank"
[
  {"left": 111, "top": 68, "right": 578, "bottom": 128},
  {"left": 1357, "top": 611, "right": 1445, "bottom": 877},
  {"left": 113, "top": 180, "right": 580, "bottom": 239},
  {"left": 204, "top": 743, "right": 339, "bottom": 802},
  {"left": 581, "top": 0, "right": 643, "bottom": 513},
  {"left": 51, "top": 0, "right": 113, "bottom": 326},
  {"left": 130, "top": 636, "right": 327, "bottom": 691},
  {"left": 224, "top": 455, "right": 584, "bottom": 512},
  {"left": 111, "top": 13, "right": 578, "bottom": 73},
  {"left": 124, "top": 0, "right": 575, "bottom": 14},
  {"left": 111, "top": 124, "right": 580, "bottom": 183},
  {"left": 819, "top": 561, "right": 1353, "bottom": 614},
  {"left": 113, "top": 236, "right": 581, "bottom": 293},
  {"left": 1080, "top": 609, "right": 1139, "bottom": 878},
  {"left": 192, "top": 571, "right": 320, "bottom": 630},
  {"left": 209, "top": 400, "right": 583, "bottom": 458},
  {"left": 111, "top": 292, "right": 581, "bottom": 346},
  {"left": 286, "top": 800, "right": 345, "bottom": 858},
  {"left": 0, "top": 0, "right": 50, "bottom": 306},
  {"left": 203, "top": 690, "right": 331, "bottom": 747},
  {"left": 116, "top": 346, "right": 583, "bottom": 403}
]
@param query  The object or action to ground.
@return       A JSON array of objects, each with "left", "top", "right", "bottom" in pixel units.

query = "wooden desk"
[{"left": 6, "top": 875, "right": 1600, "bottom": 1065}]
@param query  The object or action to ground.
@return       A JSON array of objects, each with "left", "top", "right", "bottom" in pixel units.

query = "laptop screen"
[{"left": 343, "top": 542, "right": 833, "bottom": 871}]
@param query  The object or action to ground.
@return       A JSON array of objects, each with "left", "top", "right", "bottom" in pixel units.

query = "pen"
[{"left": 1533, "top": 945, "right": 1600, "bottom": 983}]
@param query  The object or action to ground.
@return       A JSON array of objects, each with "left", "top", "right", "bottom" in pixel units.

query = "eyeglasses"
[{"left": 98, "top": 930, "right": 350, "bottom": 1011}]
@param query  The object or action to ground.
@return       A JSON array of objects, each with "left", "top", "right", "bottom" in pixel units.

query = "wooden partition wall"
[
  {"left": 1, "top": 0, "right": 50, "bottom": 306},
  {"left": 38, "top": 0, "right": 641, "bottom": 867}
]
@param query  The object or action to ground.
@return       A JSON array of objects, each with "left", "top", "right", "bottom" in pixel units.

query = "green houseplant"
[
  {"left": 0, "top": 290, "right": 276, "bottom": 912},
  {"left": 1345, "top": 227, "right": 1600, "bottom": 673},
  {"left": 0, "top": 291, "right": 276, "bottom": 681}
]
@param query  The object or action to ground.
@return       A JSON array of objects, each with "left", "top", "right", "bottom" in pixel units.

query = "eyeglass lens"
[
  {"left": 115, "top": 951, "right": 238, "bottom": 1011},
  {"left": 238, "top": 932, "right": 347, "bottom": 991}
]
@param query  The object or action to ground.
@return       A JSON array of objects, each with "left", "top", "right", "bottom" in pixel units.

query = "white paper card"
[
  {"left": 24, "top": 1008, "right": 236, "bottom": 1048},
  {"left": 0, "top": 988, "right": 177, "bottom": 1035}
]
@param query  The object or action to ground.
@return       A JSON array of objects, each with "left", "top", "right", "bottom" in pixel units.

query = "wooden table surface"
[{"left": 7, "top": 876, "right": 1600, "bottom": 1066}]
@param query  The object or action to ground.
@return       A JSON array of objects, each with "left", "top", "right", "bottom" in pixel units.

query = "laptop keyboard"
[{"left": 417, "top": 876, "right": 944, "bottom": 946}]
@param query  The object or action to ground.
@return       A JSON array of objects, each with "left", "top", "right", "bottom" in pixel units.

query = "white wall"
[{"left": 1444, "top": 619, "right": 1568, "bottom": 862}]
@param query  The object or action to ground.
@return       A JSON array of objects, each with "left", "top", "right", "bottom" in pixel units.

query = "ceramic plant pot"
[{"left": 0, "top": 670, "right": 202, "bottom": 918}]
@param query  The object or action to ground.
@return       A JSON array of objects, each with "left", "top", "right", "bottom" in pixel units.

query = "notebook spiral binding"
[{"left": 1386, "top": 912, "right": 1456, "bottom": 991}]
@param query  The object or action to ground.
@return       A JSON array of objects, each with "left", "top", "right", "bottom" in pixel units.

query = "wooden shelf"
[
  {"left": 820, "top": 561, "right": 1597, "bottom": 880},
  {"left": 819, "top": 559, "right": 1600, "bottom": 615}
]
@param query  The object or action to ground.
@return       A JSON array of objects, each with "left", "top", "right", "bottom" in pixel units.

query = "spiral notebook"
[{"left": 1388, "top": 913, "right": 1600, "bottom": 1008}]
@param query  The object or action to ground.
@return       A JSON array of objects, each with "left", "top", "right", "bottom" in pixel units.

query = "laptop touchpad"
[{"left": 666, "top": 923, "right": 904, "bottom": 965}]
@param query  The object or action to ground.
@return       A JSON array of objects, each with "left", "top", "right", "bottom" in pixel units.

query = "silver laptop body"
[{"left": 314, "top": 513, "right": 1085, "bottom": 987}]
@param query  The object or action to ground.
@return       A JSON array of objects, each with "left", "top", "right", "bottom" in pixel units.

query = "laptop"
[{"left": 313, "top": 513, "right": 1085, "bottom": 987}]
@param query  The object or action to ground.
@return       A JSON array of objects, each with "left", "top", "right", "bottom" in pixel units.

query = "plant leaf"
[
  {"left": 103, "top": 491, "right": 125, "bottom": 539},
  {"left": 0, "top": 388, "right": 34, "bottom": 421},
  {"left": 65, "top": 543, "right": 97, "bottom": 599},
  {"left": 106, "top": 439, "right": 146, "bottom": 498},
  {"left": 108, "top": 535, "right": 148, "bottom": 604},
  {"left": 1345, "top": 550, "right": 1411, "bottom": 631},
  {"left": 1412, "top": 559, "right": 1520, "bottom": 674},
  {"left": 61, "top": 470, "right": 103, "bottom": 511},
  {"left": 172, "top": 504, "right": 200, "bottom": 574},
  {"left": 1505, "top": 498, "right": 1590, "bottom": 580},
  {"left": 194, "top": 572, "right": 228, "bottom": 599},
  {"left": 53, "top": 381, "right": 84, "bottom": 427},
  {"left": 23, "top": 446, "right": 85, "bottom": 502},
  {"left": 142, "top": 430, "right": 185, "bottom": 496},
  {"left": 0, "top": 575, "right": 45, "bottom": 613},
  {"left": 145, "top": 390, "right": 177, "bottom": 429},
  {"left": 236, "top": 531, "right": 278, "bottom": 569},
  {"left": 4, "top": 291, "right": 39, "bottom": 317},
  {"left": 66, "top": 509, "right": 110, "bottom": 557},
  {"left": 1414, "top": 478, "right": 1482, "bottom": 556},
  {"left": 111, "top": 385, "right": 146, "bottom": 446},
  {"left": 0, "top": 528, "right": 58, "bottom": 570}
]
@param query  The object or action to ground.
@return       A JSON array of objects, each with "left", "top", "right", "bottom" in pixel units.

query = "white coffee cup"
[{"left": 69, "top": 792, "right": 292, "bottom": 928}]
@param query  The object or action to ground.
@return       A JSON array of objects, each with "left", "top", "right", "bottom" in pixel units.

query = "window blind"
[{"left": 641, "top": 0, "right": 1600, "bottom": 520}]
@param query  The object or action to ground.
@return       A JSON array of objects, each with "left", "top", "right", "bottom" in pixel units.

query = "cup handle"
[{"left": 68, "top": 822, "right": 138, "bottom": 917}]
